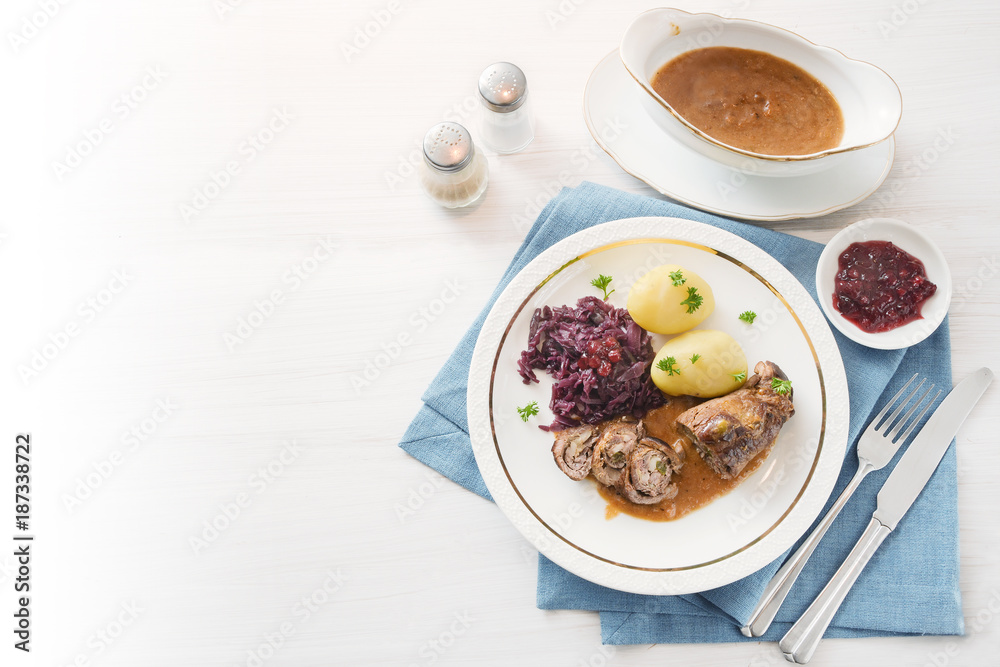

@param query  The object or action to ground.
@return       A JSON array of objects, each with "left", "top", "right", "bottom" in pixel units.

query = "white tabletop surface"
[{"left": 3, "top": 0, "right": 999, "bottom": 665}]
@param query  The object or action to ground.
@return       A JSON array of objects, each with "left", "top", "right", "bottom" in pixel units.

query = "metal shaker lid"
[
  {"left": 422, "top": 122, "right": 474, "bottom": 172},
  {"left": 478, "top": 62, "right": 528, "bottom": 113}
]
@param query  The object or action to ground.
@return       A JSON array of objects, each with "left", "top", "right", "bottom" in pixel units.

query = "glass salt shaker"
[
  {"left": 477, "top": 62, "right": 534, "bottom": 154},
  {"left": 418, "top": 121, "right": 489, "bottom": 208}
]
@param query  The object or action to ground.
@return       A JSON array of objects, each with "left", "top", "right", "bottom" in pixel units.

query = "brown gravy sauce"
[
  {"left": 596, "top": 399, "right": 772, "bottom": 522},
  {"left": 650, "top": 46, "right": 844, "bottom": 156}
]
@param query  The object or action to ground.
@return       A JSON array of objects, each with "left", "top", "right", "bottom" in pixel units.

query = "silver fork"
[{"left": 740, "top": 373, "right": 940, "bottom": 637}]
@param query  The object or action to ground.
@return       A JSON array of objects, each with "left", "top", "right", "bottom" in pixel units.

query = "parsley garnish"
[
  {"left": 680, "top": 287, "right": 703, "bottom": 314},
  {"left": 689, "top": 353, "right": 701, "bottom": 364},
  {"left": 669, "top": 270, "right": 686, "bottom": 287},
  {"left": 739, "top": 310, "right": 757, "bottom": 324},
  {"left": 657, "top": 356, "right": 681, "bottom": 376},
  {"left": 590, "top": 274, "right": 615, "bottom": 300},
  {"left": 731, "top": 370, "right": 747, "bottom": 383},
  {"left": 517, "top": 401, "right": 539, "bottom": 422},
  {"left": 771, "top": 377, "right": 793, "bottom": 395}
]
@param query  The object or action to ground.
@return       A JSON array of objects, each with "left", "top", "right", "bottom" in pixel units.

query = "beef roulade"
[
  {"left": 551, "top": 424, "right": 598, "bottom": 481},
  {"left": 675, "top": 361, "right": 794, "bottom": 479},
  {"left": 617, "top": 436, "right": 682, "bottom": 504},
  {"left": 589, "top": 417, "right": 645, "bottom": 487}
]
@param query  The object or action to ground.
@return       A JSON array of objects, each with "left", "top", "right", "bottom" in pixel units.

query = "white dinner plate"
[
  {"left": 583, "top": 50, "right": 896, "bottom": 222},
  {"left": 467, "top": 217, "right": 849, "bottom": 594}
]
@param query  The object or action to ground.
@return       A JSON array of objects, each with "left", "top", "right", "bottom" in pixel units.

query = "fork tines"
[{"left": 873, "top": 373, "right": 942, "bottom": 444}]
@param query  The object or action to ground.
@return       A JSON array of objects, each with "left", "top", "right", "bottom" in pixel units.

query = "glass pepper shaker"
[
  {"left": 418, "top": 121, "right": 489, "bottom": 208},
  {"left": 477, "top": 62, "right": 534, "bottom": 154}
]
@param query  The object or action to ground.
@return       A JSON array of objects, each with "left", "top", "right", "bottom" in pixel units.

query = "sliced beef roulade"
[
  {"left": 618, "top": 436, "right": 682, "bottom": 505},
  {"left": 551, "top": 424, "right": 599, "bottom": 481},
  {"left": 590, "top": 417, "right": 645, "bottom": 487}
]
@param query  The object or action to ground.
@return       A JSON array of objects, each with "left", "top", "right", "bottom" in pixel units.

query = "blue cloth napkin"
[{"left": 399, "top": 182, "right": 961, "bottom": 644}]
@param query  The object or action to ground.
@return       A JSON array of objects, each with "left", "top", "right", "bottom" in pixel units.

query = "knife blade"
[
  {"left": 874, "top": 366, "right": 993, "bottom": 529},
  {"left": 779, "top": 367, "right": 994, "bottom": 664}
]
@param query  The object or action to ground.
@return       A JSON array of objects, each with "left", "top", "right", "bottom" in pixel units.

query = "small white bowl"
[
  {"left": 620, "top": 8, "right": 902, "bottom": 177},
  {"left": 815, "top": 218, "right": 952, "bottom": 350}
]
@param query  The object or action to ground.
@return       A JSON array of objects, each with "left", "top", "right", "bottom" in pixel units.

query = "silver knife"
[{"left": 779, "top": 367, "right": 994, "bottom": 664}]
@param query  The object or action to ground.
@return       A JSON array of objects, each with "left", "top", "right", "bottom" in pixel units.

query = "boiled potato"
[
  {"left": 651, "top": 330, "right": 747, "bottom": 398},
  {"left": 627, "top": 264, "right": 715, "bottom": 334}
]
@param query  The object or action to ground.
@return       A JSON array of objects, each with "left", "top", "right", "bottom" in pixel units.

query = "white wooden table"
[{"left": 4, "top": 0, "right": 999, "bottom": 665}]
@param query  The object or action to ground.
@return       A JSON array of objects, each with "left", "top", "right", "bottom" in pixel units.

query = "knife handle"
[
  {"left": 779, "top": 516, "right": 891, "bottom": 664},
  {"left": 741, "top": 462, "right": 873, "bottom": 637}
]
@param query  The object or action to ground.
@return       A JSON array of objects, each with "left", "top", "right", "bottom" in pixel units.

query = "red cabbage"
[{"left": 517, "top": 296, "right": 665, "bottom": 431}]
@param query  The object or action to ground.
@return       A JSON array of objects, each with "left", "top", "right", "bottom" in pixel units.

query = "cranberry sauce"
[
  {"left": 578, "top": 335, "right": 622, "bottom": 377},
  {"left": 833, "top": 240, "right": 937, "bottom": 333}
]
